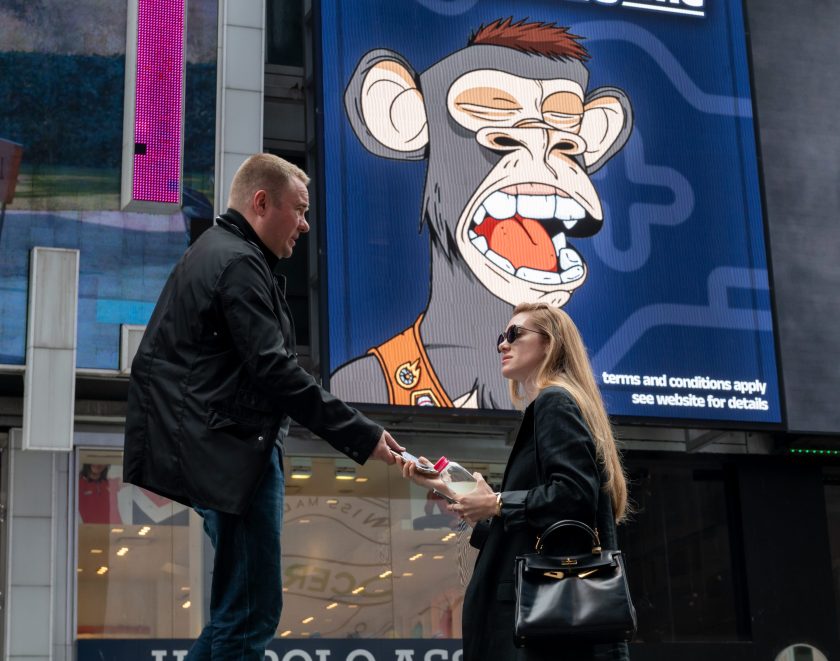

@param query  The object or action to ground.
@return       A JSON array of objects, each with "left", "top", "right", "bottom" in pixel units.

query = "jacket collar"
[{"left": 216, "top": 208, "right": 281, "bottom": 273}]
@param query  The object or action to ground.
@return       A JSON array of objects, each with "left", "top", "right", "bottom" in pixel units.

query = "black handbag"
[{"left": 513, "top": 518, "right": 637, "bottom": 647}]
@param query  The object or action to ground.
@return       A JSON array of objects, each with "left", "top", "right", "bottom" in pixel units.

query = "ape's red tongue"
[{"left": 475, "top": 215, "right": 557, "bottom": 271}]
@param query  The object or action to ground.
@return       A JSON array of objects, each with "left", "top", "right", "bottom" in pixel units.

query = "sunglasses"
[{"left": 496, "top": 325, "right": 549, "bottom": 353}]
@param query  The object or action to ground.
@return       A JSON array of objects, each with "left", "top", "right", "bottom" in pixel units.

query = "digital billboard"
[
  {"left": 0, "top": 0, "right": 217, "bottom": 370},
  {"left": 320, "top": 0, "right": 781, "bottom": 424}
]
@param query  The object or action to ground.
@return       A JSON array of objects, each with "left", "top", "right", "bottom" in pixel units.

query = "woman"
[{"left": 403, "top": 302, "right": 630, "bottom": 661}]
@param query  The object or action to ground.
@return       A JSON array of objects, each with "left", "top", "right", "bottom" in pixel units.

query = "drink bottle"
[{"left": 433, "top": 456, "right": 477, "bottom": 496}]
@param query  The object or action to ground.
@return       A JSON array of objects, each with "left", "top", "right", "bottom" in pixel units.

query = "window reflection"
[
  {"left": 76, "top": 448, "right": 506, "bottom": 642},
  {"left": 277, "top": 455, "right": 504, "bottom": 640},
  {"left": 76, "top": 449, "right": 196, "bottom": 639}
]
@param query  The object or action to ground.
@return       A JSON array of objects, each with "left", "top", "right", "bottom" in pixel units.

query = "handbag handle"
[{"left": 536, "top": 519, "right": 602, "bottom": 554}]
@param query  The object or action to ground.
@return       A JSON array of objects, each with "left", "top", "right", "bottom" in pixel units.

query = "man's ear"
[
  {"left": 579, "top": 87, "right": 633, "bottom": 173},
  {"left": 344, "top": 49, "right": 429, "bottom": 160}
]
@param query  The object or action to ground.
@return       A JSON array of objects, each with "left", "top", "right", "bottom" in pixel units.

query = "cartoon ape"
[{"left": 331, "top": 19, "right": 633, "bottom": 409}]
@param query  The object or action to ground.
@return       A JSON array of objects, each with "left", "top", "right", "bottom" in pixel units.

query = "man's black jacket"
[{"left": 124, "top": 210, "right": 382, "bottom": 515}]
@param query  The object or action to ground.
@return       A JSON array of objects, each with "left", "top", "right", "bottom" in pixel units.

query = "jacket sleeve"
[
  {"left": 218, "top": 254, "right": 382, "bottom": 463},
  {"left": 499, "top": 388, "right": 599, "bottom": 532}
]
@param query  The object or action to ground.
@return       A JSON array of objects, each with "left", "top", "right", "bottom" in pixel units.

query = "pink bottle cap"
[{"left": 433, "top": 456, "right": 450, "bottom": 472}]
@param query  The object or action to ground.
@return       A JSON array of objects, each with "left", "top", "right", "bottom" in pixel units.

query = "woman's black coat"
[{"left": 461, "top": 386, "right": 629, "bottom": 661}]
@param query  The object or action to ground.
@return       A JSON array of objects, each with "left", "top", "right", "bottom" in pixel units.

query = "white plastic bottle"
[{"left": 434, "top": 456, "right": 477, "bottom": 496}]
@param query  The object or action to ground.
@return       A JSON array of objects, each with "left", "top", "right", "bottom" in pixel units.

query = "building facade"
[{"left": 1, "top": 1, "right": 839, "bottom": 661}]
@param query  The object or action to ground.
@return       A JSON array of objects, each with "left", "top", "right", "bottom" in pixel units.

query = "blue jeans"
[{"left": 186, "top": 446, "right": 284, "bottom": 660}]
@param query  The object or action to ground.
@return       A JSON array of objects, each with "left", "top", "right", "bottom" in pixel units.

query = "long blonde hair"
[{"left": 507, "top": 302, "right": 628, "bottom": 522}]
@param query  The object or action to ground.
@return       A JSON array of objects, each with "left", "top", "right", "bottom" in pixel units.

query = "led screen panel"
[
  {"left": 320, "top": 0, "right": 781, "bottom": 424},
  {"left": 121, "top": 0, "right": 186, "bottom": 212}
]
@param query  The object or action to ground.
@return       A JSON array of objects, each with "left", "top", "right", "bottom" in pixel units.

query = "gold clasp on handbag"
[
  {"left": 561, "top": 557, "right": 577, "bottom": 566},
  {"left": 543, "top": 570, "right": 565, "bottom": 580}
]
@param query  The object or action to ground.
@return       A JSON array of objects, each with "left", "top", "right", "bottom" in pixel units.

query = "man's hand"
[{"left": 370, "top": 430, "right": 404, "bottom": 464}]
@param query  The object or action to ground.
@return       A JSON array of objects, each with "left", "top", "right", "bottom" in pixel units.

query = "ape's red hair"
[{"left": 470, "top": 17, "right": 589, "bottom": 61}]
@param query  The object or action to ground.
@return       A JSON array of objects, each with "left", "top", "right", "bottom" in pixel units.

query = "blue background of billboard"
[{"left": 320, "top": 0, "right": 781, "bottom": 424}]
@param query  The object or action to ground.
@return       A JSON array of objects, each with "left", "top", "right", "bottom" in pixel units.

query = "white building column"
[
  {"left": 4, "top": 429, "right": 72, "bottom": 661},
  {"left": 214, "top": 0, "right": 266, "bottom": 213}
]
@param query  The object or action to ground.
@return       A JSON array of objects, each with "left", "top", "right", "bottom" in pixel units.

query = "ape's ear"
[
  {"left": 344, "top": 49, "right": 429, "bottom": 160},
  {"left": 579, "top": 87, "right": 633, "bottom": 173}
]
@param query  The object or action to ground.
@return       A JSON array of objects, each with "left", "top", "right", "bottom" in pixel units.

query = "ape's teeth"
[
  {"left": 555, "top": 197, "right": 586, "bottom": 221},
  {"left": 515, "top": 267, "right": 561, "bottom": 285},
  {"left": 486, "top": 249, "right": 515, "bottom": 274},
  {"left": 560, "top": 265, "right": 585, "bottom": 283},
  {"left": 483, "top": 192, "right": 516, "bottom": 220},
  {"left": 552, "top": 233, "right": 567, "bottom": 253},
  {"left": 559, "top": 248, "right": 582, "bottom": 271},
  {"left": 468, "top": 229, "right": 478, "bottom": 240},
  {"left": 471, "top": 235, "right": 489, "bottom": 254},
  {"left": 517, "top": 194, "right": 555, "bottom": 219},
  {"left": 473, "top": 205, "right": 487, "bottom": 227},
  {"left": 562, "top": 219, "right": 578, "bottom": 230}
]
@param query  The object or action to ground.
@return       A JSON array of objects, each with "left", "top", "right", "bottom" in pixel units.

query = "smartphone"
[
  {"left": 390, "top": 449, "right": 438, "bottom": 475},
  {"left": 432, "top": 488, "right": 457, "bottom": 504}
]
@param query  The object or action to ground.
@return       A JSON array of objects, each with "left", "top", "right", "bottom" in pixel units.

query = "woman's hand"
[{"left": 447, "top": 473, "right": 497, "bottom": 525}]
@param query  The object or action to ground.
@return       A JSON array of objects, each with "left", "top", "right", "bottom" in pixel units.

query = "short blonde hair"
[
  {"left": 508, "top": 302, "right": 629, "bottom": 522},
  {"left": 227, "top": 153, "right": 310, "bottom": 211}
]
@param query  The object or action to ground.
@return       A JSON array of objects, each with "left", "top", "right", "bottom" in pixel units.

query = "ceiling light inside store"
[
  {"left": 433, "top": 555, "right": 445, "bottom": 560},
  {"left": 281, "top": 631, "right": 292, "bottom": 638},
  {"left": 138, "top": 526, "right": 151, "bottom": 536},
  {"left": 351, "top": 586, "right": 365, "bottom": 595},
  {"left": 354, "top": 477, "right": 368, "bottom": 483},
  {"left": 111, "top": 528, "right": 124, "bottom": 533},
  {"left": 290, "top": 458, "right": 313, "bottom": 480},
  {"left": 181, "top": 601, "right": 191, "bottom": 609},
  {"left": 335, "top": 458, "right": 356, "bottom": 480},
  {"left": 379, "top": 570, "right": 392, "bottom": 578},
  {"left": 96, "top": 566, "right": 109, "bottom": 575},
  {"left": 326, "top": 498, "right": 338, "bottom": 504},
  {"left": 402, "top": 572, "right": 413, "bottom": 577},
  {"left": 409, "top": 553, "right": 423, "bottom": 561},
  {"left": 302, "top": 616, "right": 314, "bottom": 624},
  {"left": 348, "top": 605, "right": 358, "bottom": 609},
  {"left": 116, "top": 547, "right": 129, "bottom": 557},
  {"left": 326, "top": 602, "right": 338, "bottom": 610},
  {"left": 90, "top": 549, "right": 103, "bottom": 555},
  {"left": 441, "top": 533, "right": 456, "bottom": 542}
]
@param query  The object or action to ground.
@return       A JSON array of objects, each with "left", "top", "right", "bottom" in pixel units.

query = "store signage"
[
  {"left": 320, "top": 0, "right": 781, "bottom": 425},
  {"left": 77, "top": 640, "right": 463, "bottom": 661}
]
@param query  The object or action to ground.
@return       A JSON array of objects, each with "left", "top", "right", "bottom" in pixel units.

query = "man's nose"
[{"left": 299, "top": 217, "right": 310, "bottom": 233}]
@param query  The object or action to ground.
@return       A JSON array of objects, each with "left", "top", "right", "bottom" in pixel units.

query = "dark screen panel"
[{"left": 745, "top": 0, "right": 840, "bottom": 434}]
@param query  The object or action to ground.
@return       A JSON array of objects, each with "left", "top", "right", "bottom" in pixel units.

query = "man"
[{"left": 123, "top": 154, "right": 402, "bottom": 660}]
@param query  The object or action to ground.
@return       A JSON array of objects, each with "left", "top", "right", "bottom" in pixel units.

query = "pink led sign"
[{"left": 122, "top": 0, "right": 186, "bottom": 211}]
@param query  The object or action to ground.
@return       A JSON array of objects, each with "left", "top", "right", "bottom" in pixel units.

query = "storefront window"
[
  {"left": 76, "top": 449, "right": 197, "bottom": 641},
  {"left": 76, "top": 446, "right": 504, "bottom": 658},
  {"left": 823, "top": 472, "right": 840, "bottom": 636},
  {"left": 277, "top": 455, "right": 500, "bottom": 640},
  {"left": 619, "top": 462, "right": 746, "bottom": 642}
]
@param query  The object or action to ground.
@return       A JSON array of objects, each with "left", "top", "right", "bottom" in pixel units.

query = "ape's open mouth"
[{"left": 467, "top": 184, "right": 600, "bottom": 286}]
